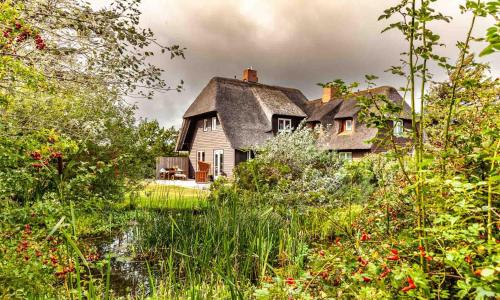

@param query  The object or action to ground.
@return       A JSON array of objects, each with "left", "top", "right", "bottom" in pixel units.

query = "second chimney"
[
  {"left": 322, "top": 86, "right": 338, "bottom": 103},
  {"left": 243, "top": 68, "right": 258, "bottom": 83}
]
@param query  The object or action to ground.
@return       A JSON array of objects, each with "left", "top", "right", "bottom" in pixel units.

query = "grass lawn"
[{"left": 123, "top": 183, "right": 209, "bottom": 209}]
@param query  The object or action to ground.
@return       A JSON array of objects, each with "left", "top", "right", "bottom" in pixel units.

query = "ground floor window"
[
  {"left": 196, "top": 151, "right": 205, "bottom": 170},
  {"left": 214, "top": 150, "right": 224, "bottom": 178},
  {"left": 339, "top": 152, "right": 353, "bottom": 161},
  {"left": 246, "top": 150, "right": 254, "bottom": 161}
]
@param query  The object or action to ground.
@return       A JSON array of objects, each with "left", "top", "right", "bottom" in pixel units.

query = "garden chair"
[{"left": 196, "top": 161, "right": 210, "bottom": 183}]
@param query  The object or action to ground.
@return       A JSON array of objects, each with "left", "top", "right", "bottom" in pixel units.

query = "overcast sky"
[{"left": 120, "top": 0, "right": 499, "bottom": 128}]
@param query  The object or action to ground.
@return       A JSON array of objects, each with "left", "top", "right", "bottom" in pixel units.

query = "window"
[
  {"left": 197, "top": 151, "right": 205, "bottom": 162},
  {"left": 393, "top": 120, "right": 404, "bottom": 137},
  {"left": 214, "top": 150, "right": 224, "bottom": 178},
  {"left": 246, "top": 151, "right": 253, "bottom": 161},
  {"left": 212, "top": 116, "right": 220, "bottom": 130},
  {"left": 339, "top": 152, "right": 353, "bottom": 161},
  {"left": 203, "top": 119, "right": 209, "bottom": 132},
  {"left": 278, "top": 118, "right": 292, "bottom": 133},
  {"left": 196, "top": 151, "right": 205, "bottom": 171},
  {"left": 345, "top": 119, "right": 353, "bottom": 131},
  {"left": 339, "top": 119, "right": 353, "bottom": 133}
]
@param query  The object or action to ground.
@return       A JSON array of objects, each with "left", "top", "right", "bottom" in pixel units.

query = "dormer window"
[
  {"left": 278, "top": 118, "right": 292, "bottom": 133},
  {"left": 393, "top": 120, "right": 403, "bottom": 137},
  {"left": 212, "top": 116, "right": 220, "bottom": 130},
  {"left": 339, "top": 118, "right": 353, "bottom": 133}
]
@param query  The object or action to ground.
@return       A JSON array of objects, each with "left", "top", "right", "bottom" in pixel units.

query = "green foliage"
[
  {"left": 235, "top": 126, "right": 345, "bottom": 207},
  {"left": 136, "top": 120, "right": 179, "bottom": 178}
]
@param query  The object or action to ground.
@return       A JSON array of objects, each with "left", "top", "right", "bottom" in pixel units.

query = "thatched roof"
[
  {"left": 178, "top": 77, "right": 309, "bottom": 150},
  {"left": 343, "top": 86, "right": 412, "bottom": 119},
  {"left": 309, "top": 87, "right": 412, "bottom": 150},
  {"left": 176, "top": 77, "right": 411, "bottom": 152},
  {"left": 305, "top": 99, "right": 343, "bottom": 122},
  {"left": 318, "top": 123, "right": 378, "bottom": 150}
]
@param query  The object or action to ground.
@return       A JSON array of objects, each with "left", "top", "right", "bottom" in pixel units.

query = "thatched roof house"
[{"left": 176, "top": 68, "right": 412, "bottom": 178}]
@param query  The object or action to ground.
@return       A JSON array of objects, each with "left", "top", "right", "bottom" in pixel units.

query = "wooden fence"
[{"left": 155, "top": 157, "right": 190, "bottom": 179}]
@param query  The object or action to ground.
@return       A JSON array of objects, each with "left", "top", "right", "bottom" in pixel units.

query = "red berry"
[
  {"left": 31, "top": 151, "right": 42, "bottom": 160},
  {"left": 379, "top": 267, "right": 392, "bottom": 279},
  {"left": 321, "top": 271, "right": 329, "bottom": 280},
  {"left": 387, "top": 254, "right": 400, "bottom": 261},
  {"left": 401, "top": 277, "right": 416, "bottom": 293},
  {"left": 464, "top": 255, "right": 472, "bottom": 264},
  {"left": 285, "top": 277, "right": 295, "bottom": 285},
  {"left": 360, "top": 232, "right": 370, "bottom": 241},
  {"left": 357, "top": 256, "right": 369, "bottom": 266}
]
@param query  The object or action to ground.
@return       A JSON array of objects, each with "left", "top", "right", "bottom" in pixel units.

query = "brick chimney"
[
  {"left": 322, "top": 86, "right": 338, "bottom": 103},
  {"left": 243, "top": 68, "right": 258, "bottom": 83}
]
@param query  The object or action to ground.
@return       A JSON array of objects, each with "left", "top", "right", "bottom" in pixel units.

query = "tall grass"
[
  {"left": 134, "top": 185, "right": 309, "bottom": 297},
  {"left": 48, "top": 183, "right": 309, "bottom": 299}
]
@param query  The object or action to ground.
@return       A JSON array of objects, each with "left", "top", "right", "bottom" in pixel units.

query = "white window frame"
[
  {"left": 393, "top": 120, "right": 404, "bottom": 137},
  {"left": 214, "top": 149, "right": 224, "bottom": 178},
  {"left": 345, "top": 119, "right": 353, "bottom": 131},
  {"left": 212, "top": 117, "right": 219, "bottom": 130},
  {"left": 246, "top": 151, "right": 252, "bottom": 161},
  {"left": 197, "top": 151, "right": 205, "bottom": 162},
  {"left": 339, "top": 152, "right": 353, "bottom": 161},
  {"left": 278, "top": 118, "right": 292, "bottom": 133},
  {"left": 203, "top": 119, "right": 208, "bottom": 132},
  {"left": 196, "top": 151, "right": 205, "bottom": 170}
]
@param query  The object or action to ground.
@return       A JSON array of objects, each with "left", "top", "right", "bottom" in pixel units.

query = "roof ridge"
[{"left": 211, "top": 76, "right": 303, "bottom": 93}]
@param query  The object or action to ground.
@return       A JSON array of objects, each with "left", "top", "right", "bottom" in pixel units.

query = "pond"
[{"left": 84, "top": 225, "right": 163, "bottom": 297}]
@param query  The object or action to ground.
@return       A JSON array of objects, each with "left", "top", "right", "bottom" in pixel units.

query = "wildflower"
[
  {"left": 335, "top": 236, "right": 341, "bottom": 245},
  {"left": 285, "top": 277, "right": 295, "bottom": 285},
  {"left": 319, "top": 250, "right": 325, "bottom": 257},
  {"left": 425, "top": 256, "right": 433, "bottom": 261},
  {"left": 474, "top": 269, "right": 481, "bottom": 276},
  {"left": 360, "top": 232, "right": 370, "bottom": 241},
  {"left": 15, "top": 22, "right": 22, "bottom": 29},
  {"left": 362, "top": 276, "right": 372, "bottom": 283},
  {"left": 35, "top": 250, "right": 42, "bottom": 257},
  {"left": 24, "top": 255, "right": 29, "bottom": 261},
  {"left": 401, "top": 277, "right": 416, "bottom": 293}
]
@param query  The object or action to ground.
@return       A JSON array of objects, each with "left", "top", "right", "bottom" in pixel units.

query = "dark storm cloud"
[{"left": 129, "top": 0, "right": 499, "bottom": 128}]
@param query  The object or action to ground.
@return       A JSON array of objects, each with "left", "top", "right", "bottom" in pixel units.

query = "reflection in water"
[{"left": 85, "top": 226, "right": 161, "bottom": 297}]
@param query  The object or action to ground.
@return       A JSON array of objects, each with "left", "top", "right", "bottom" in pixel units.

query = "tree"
[
  {"left": 0, "top": 0, "right": 185, "bottom": 202},
  {"left": 136, "top": 119, "right": 178, "bottom": 178}
]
